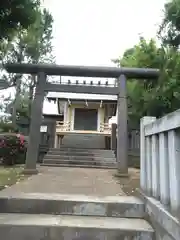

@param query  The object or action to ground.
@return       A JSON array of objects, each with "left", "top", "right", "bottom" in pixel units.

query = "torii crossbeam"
[{"left": 4, "top": 63, "right": 160, "bottom": 175}]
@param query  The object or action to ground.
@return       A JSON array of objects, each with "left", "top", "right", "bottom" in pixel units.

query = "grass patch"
[{"left": 0, "top": 165, "right": 26, "bottom": 190}]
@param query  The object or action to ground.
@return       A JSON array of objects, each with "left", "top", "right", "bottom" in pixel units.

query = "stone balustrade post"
[
  {"left": 140, "top": 116, "right": 156, "bottom": 193},
  {"left": 151, "top": 134, "right": 160, "bottom": 199},
  {"left": 159, "top": 132, "right": 170, "bottom": 205},
  {"left": 168, "top": 130, "right": 180, "bottom": 213},
  {"left": 141, "top": 111, "right": 180, "bottom": 214}
]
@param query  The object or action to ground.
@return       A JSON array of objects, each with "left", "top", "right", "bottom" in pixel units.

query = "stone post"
[
  {"left": 159, "top": 132, "right": 169, "bottom": 204},
  {"left": 168, "top": 130, "right": 180, "bottom": 213},
  {"left": 116, "top": 74, "right": 128, "bottom": 176},
  {"left": 140, "top": 116, "right": 156, "bottom": 193},
  {"left": 151, "top": 134, "right": 160, "bottom": 198},
  {"left": 63, "top": 102, "right": 68, "bottom": 123},
  {"left": 111, "top": 123, "right": 117, "bottom": 151},
  {"left": 54, "top": 134, "right": 58, "bottom": 148},
  {"left": 146, "top": 136, "right": 152, "bottom": 195},
  {"left": 24, "top": 72, "right": 46, "bottom": 174}
]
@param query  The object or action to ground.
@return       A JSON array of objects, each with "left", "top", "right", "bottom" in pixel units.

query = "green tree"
[
  {"left": 159, "top": 0, "right": 180, "bottom": 48},
  {"left": 113, "top": 37, "right": 180, "bottom": 128},
  {"left": 0, "top": 0, "right": 40, "bottom": 40},
  {"left": 0, "top": 7, "right": 54, "bottom": 129},
  {"left": 22, "top": 8, "right": 54, "bottom": 116},
  {"left": 0, "top": 29, "right": 31, "bottom": 127}
]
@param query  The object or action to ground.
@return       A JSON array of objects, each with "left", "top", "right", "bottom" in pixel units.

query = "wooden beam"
[
  {"left": 47, "top": 98, "right": 117, "bottom": 104},
  {"left": 5, "top": 63, "right": 160, "bottom": 79},
  {"left": 44, "top": 83, "right": 119, "bottom": 95}
]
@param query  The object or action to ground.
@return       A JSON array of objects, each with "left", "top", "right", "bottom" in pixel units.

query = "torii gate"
[{"left": 4, "top": 63, "right": 160, "bottom": 175}]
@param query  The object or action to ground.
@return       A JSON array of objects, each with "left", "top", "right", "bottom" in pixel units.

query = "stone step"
[
  {"left": 41, "top": 163, "right": 117, "bottom": 169},
  {"left": 49, "top": 148, "right": 113, "bottom": 153},
  {"left": 44, "top": 157, "right": 116, "bottom": 162},
  {"left": 43, "top": 159, "right": 116, "bottom": 166},
  {"left": 45, "top": 155, "right": 116, "bottom": 160},
  {"left": 59, "top": 145, "right": 105, "bottom": 149},
  {"left": 0, "top": 194, "right": 145, "bottom": 218},
  {"left": 60, "top": 134, "right": 105, "bottom": 149},
  {"left": 48, "top": 151, "right": 114, "bottom": 156},
  {"left": 0, "top": 213, "right": 154, "bottom": 240},
  {"left": 47, "top": 151, "right": 94, "bottom": 156},
  {"left": 44, "top": 155, "right": 116, "bottom": 162},
  {"left": 44, "top": 155, "right": 94, "bottom": 160},
  {"left": 47, "top": 151, "right": 115, "bottom": 157}
]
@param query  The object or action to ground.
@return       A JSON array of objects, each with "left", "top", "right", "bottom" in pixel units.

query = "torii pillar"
[
  {"left": 116, "top": 74, "right": 128, "bottom": 176},
  {"left": 23, "top": 72, "right": 46, "bottom": 174}
]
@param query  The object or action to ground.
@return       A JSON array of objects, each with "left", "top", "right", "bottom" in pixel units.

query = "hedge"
[{"left": 0, "top": 134, "right": 27, "bottom": 165}]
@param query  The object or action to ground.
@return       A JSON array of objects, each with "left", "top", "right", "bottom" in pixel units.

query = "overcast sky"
[
  {"left": 0, "top": 0, "right": 167, "bottom": 111},
  {"left": 43, "top": 0, "right": 166, "bottom": 66}
]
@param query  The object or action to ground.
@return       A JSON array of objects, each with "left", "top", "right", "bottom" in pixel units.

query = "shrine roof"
[{"left": 46, "top": 92, "right": 117, "bottom": 101}]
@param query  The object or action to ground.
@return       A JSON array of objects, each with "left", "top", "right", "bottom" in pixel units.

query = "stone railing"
[
  {"left": 56, "top": 121, "right": 71, "bottom": 132},
  {"left": 100, "top": 123, "right": 111, "bottom": 133},
  {"left": 56, "top": 121, "right": 111, "bottom": 133},
  {"left": 141, "top": 110, "right": 180, "bottom": 214}
]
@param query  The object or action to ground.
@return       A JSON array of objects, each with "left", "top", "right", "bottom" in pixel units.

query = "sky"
[
  {"left": 43, "top": 0, "right": 166, "bottom": 114},
  {"left": 43, "top": 0, "right": 166, "bottom": 66},
  {"left": 42, "top": 0, "right": 167, "bottom": 115},
  {"left": 0, "top": 0, "right": 167, "bottom": 114}
]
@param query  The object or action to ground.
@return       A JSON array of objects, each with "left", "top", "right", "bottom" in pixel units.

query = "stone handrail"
[
  {"left": 56, "top": 121, "right": 71, "bottom": 132},
  {"left": 56, "top": 121, "right": 111, "bottom": 133},
  {"left": 100, "top": 123, "right": 111, "bottom": 133},
  {"left": 140, "top": 110, "right": 180, "bottom": 214}
]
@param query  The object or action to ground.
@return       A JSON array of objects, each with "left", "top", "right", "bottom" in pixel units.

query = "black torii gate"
[{"left": 4, "top": 63, "right": 160, "bottom": 175}]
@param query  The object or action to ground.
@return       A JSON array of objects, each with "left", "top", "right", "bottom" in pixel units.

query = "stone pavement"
[
  {"left": 0, "top": 167, "right": 156, "bottom": 240},
  {"left": 1, "top": 166, "right": 125, "bottom": 196}
]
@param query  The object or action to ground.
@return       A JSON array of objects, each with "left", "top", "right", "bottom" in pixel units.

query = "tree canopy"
[
  {"left": 0, "top": 0, "right": 41, "bottom": 40},
  {"left": 2, "top": 0, "right": 180, "bottom": 131},
  {"left": 112, "top": 0, "right": 180, "bottom": 128},
  {"left": 159, "top": 0, "right": 180, "bottom": 47},
  {"left": 0, "top": 1, "right": 54, "bottom": 129}
]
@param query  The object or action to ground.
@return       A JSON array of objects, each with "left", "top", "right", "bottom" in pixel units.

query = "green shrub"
[
  {"left": 0, "top": 121, "right": 16, "bottom": 133},
  {"left": 0, "top": 134, "right": 27, "bottom": 165}
]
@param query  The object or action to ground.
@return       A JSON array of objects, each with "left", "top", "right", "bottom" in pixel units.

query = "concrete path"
[
  {"left": 0, "top": 166, "right": 125, "bottom": 196},
  {"left": 0, "top": 167, "right": 155, "bottom": 240}
]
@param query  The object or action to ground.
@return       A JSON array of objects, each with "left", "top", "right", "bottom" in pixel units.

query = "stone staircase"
[
  {"left": 59, "top": 134, "right": 106, "bottom": 149},
  {"left": 42, "top": 147, "right": 117, "bottom": 169},
  {"left": 0, "top": 193, "right": 154, "bottom": 239}
]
